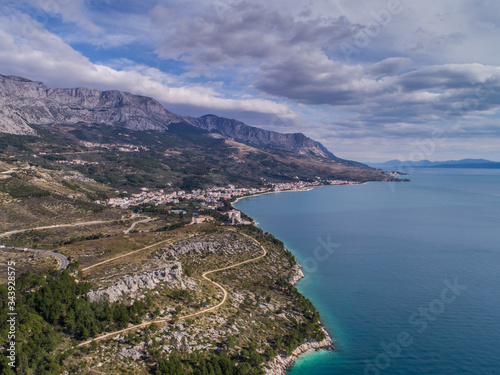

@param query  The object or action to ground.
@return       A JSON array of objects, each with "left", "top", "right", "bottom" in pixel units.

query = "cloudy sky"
[{"left": 1, "top": 0, "right": 499, "bottom": 161}]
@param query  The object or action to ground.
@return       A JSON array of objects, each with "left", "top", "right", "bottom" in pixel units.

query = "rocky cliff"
[
  {"left": 288, "top": 264, "right": 305, "bottom": 285},
  {"left": 0, "top": 74, "right": 183, "bottom": 134},
  {"left": 87, "top": 261, "right": 193, "bottom": 303}
]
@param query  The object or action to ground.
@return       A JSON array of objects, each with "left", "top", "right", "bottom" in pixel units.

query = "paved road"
[
  {"left": 0, "top": 214, "right": 143, "bottom": 239},
  {"left": 1, "top": 246, "right": 69, "bottom": 270},
  {"left": 0, "top": 214, "right": 145, "bottom": 269},
  {"left": 123, "top": 216, "right": 152, "bottom": 234},
  {"left": 77, "top": 230, "right": 267, "bottom": 347}
]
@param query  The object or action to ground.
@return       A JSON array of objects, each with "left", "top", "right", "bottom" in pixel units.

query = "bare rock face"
[
  {"left": 171, "top": 331, "right": 190, "bottom": 352},
  {"left": 288, "top": 264, "right": 305, "bottom": 285},
  {"left": 0, "top": 74, "right": 183, "bottom": 135},
  {"left": 165, "top": 240, "right": 246, "bottom": 258},
  {"left": 88, "top": 261, "right": 188, "bottom": 302},
  {"left": 163, "top": 232, "right": 257, "bottom": 259},
  {"left": 0, "top": 109, "right": 37, "bottom": 135},
  {"left": 118, "top": 345, "right": 144, "bottom": 360}
]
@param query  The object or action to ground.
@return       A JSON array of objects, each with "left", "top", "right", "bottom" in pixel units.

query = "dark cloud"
[
  {"left": 256, "top": 52, "right": 370, "bottom": 105},
  {"left": 256, "top": 51, "right": 500, "bottom": 128}
]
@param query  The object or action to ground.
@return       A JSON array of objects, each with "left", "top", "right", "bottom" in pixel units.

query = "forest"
[{"left": 0, "top": 268, "right": 150, "bottom": 374}]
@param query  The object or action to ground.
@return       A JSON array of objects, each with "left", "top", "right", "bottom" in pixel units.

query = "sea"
[{"left": 234, "top": 168, "right": 500, "bottom": 375}]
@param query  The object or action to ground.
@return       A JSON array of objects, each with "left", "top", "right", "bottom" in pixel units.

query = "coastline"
[
  {"left": 231, "top": 187, "right": 313, "bottom": 205},
  {"left": 263, "top": 327, "right": 335, "bottom": 375},
  {"left": 264, "top": 263, "right": 335, "bottom": 375},
  {"left": 232, "top": 179, "right": 407, "bottom": 373},
  {"left": 232, "top": 195, "right": 336, "bottom": 375},
  {"left": 231, "top": 181, "right": 363, "bottom": 205}
]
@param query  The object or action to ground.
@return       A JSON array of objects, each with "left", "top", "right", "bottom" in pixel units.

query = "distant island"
[{"left": 367, "top": 158, "right": 500, "bottom": 169}]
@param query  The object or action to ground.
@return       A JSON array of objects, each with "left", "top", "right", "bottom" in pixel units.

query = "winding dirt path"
[
  {"left": 81, "top": 235, "right": 184, "bottom": 272},
  {"left": 76, "top": 231, "right": 267, "bottom": 347}
]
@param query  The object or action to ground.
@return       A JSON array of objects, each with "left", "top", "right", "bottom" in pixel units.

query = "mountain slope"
[
  {"left": 0, "top": 74, "right": 394, "bottom": 187},
  {"left": 188, "top": 114, "right": 337, "bottom": 159}
]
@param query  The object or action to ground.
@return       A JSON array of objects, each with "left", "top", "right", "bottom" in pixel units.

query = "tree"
[
  {"left": 64, "top": 309, "right": 76, "bottom": 335},
  {"left": 226, "top": 335, "right": 236, "bottom": 349},
  {"left": 236, "top": 362, "right": 252, "bottom": 375},
  {"left": 156, "top": 354, "right": 184, "bottom": 375}
]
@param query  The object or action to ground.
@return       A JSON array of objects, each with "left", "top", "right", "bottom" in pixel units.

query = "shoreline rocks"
[
  {"left": 263, "top": 327, "right": 334, "bottom": 375},
  {"left": 268, "top": 261, "right": 331, "bottom": 375},
  {"left": 288, "top": 263, "right": 305, "bottom": 286}
]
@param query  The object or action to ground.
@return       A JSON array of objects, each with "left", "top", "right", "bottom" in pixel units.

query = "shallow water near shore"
[{"left": 235, "top": 168, "right": 500, "bottom": 375}]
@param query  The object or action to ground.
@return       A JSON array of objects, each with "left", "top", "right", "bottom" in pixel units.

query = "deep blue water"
[{"left": 234, "top": 169, "right": 500, "bottom": 375}]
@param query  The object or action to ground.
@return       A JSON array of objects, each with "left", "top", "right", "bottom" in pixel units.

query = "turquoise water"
[{"left": 234, "top": 169, "right": 500, "bottom": 375}]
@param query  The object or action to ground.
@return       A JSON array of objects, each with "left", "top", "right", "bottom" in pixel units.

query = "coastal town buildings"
[{"left": 102, "top": 180, "right": 357, "bottom": 208}]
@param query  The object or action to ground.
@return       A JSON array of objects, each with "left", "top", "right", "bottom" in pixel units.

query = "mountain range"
[
  {"left": 0, "top": 74, "right": 333, "bottom": 159},
  {"left": 0, "top": 74, "right": 393, "bottom": 189}
]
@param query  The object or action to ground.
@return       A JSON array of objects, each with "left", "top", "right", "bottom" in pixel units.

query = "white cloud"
[
  {"left": 0, "top": 10, "right": 297, "bottom": 122},
  {"left": 22, "top": 0, "right": 104, "bottom": 34}
]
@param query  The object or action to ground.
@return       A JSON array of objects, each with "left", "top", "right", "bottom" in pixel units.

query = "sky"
[{"left": 1, "top": 0, "right": 499, "bottom": 162}]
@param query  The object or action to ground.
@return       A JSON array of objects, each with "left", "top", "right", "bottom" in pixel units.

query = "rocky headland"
[{"left": 264, "top": 327, "right": 335, "bottom": 375}]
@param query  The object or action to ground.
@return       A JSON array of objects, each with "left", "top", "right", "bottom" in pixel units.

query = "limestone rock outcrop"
[{"left": 88, "top": 261, "right": 187, "bottom": 302}]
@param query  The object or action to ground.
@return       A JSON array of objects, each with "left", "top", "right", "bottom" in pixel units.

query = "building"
[{"left": 226, "top": 210, "right": 241, "bottom": 225}]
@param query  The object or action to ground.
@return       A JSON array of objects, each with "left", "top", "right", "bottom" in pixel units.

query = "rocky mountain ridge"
[
  {"left": 188, "top": 114, "right": 336, "bottom": 159},
  {"left": 0, "top": 74, "right": 183, "bottom": 134},
  {"left": 0, "top": 74, "right": 336, "bottom": 160},
  {"left": 87, "top": 261, "right": 192, "bottom": 303}
]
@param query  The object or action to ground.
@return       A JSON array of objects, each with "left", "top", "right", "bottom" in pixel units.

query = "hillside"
[
  {"left": 0, "top": 74, "right": 337, "bottom": 160},
  {"left": 188, "top": 114, "right": 336, "bottom": 159}
]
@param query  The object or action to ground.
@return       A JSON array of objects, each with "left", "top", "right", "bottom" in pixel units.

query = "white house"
[{"left": 226, "top": 210, "right": 241, "bottom": 224}]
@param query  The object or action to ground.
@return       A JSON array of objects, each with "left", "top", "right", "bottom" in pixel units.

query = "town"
[{"left": 101, "top": 179, "right": 359, "bottom": 209}]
